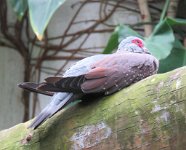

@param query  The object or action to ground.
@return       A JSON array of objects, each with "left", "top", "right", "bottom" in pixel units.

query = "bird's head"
[{"left": 117, "top": 36, "right": 150, "bottom": 54}]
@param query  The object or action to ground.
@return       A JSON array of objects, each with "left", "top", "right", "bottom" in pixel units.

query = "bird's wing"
[
  {"left": 80, "top": 53, "right": 158, "bottom": 94},
  {"left": 37, "top": 53, "right": 159, "bottom": 95},
  {"left": 63, "top": 54, "right": 107, "bottom": 77},
  {"left": 18, "top": 54, "right": 107, "bottom": 95}
]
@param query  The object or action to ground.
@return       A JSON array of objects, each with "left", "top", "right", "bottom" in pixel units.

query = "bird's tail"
[
  {"left": 29, "top": 92, "right": 79, "bottom": 129},
  {"left": 18, "top": 82, "right": 54, "bottom": 96}
]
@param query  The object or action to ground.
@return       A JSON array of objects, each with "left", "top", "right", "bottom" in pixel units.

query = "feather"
[
  {"left": 18, "top": 82, "right": 54, "bottom": 96},
  {"left": 85, "top": 67, "right": 106, "bottom": 79},
  {"left": 29, "top": 92, "right": 77, "bottom": 129},
  {"left": 37, "top": 83, "right": 62, "bottom": 92},
  {"left": 45, "top": 77, "right": 62, "bottom": 83}
]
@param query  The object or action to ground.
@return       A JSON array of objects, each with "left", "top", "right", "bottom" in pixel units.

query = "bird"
[{"left": 18, "top": 36, "right": 159, "bottom": 129}]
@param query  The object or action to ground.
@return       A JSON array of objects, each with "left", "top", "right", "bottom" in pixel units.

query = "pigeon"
[{"left": 18, "top": 36, "right": 159, "bottom": 129}]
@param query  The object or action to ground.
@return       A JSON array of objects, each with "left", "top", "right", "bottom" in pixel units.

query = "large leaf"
[
  {"left": 159, "top": 40, "right": 186, "bottom": 73},
  {"left": 117, "top": 25, "right": 142, "bottom": 42},
  {"left": 145, "top": 17, "right": 186, "bottom": 60},
  {"left": 10, "top": 0, "right": 28, "bottom": 20},
  {"left": 28, "top": 0, "right": 66, "bottom": 40},
  {"left": 103, "top": 25, "right": 141, "bottom": 54},
  {"left": 103, "top": 27, "right": 119, "bottom": 54},
  {"left": 145, "top": 20, "right": 175, "bottom": 60},
  {"left": 166, "top": 17, "right": 186, "bottom": 26}
]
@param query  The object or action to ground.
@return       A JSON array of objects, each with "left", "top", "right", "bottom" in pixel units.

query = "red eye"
[{"left": 132, "top": 39, "right": 143, "bottom": 48}]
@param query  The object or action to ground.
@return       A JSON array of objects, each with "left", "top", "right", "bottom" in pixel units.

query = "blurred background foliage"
[
  {"left": 103, "top": 0, "right": 186, "bottom": 73},
  {"left": 10, "top": 0, "right": 186, "bottom": 74},
  {"left": 0, "top": 0, "right": 186, "bottom": 122},
  {"left": 104, "top": 17, "right": 186, "bottom": 73}
]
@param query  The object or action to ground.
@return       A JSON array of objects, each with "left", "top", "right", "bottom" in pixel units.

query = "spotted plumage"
[{"left": 18, "top": 36, "right": 159, "bottom": 129}]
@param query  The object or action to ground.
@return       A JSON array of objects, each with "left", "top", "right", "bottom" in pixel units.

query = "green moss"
[{"left": 0, "top": 123, "right": 31, "bottom": 149}]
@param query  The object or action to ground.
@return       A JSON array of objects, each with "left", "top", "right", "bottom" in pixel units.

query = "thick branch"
[{"left": 0, "top": 67, "right": 186, "bottom": 149}]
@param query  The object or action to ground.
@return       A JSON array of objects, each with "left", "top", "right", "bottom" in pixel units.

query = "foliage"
[
  {"left": 103, "top": 17, "right": 186, "bottom": 73},
  {"left": 10, "top": 0, "right": 28, "bottom": 20},
  {"left": 10, "top": 0, "right": 186, "bottom": 73},
  {"left": 10, "top": 0, "right": 66, "bottom": 39}
]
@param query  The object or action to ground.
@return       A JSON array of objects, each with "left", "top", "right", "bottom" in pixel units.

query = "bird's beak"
[{"left": 143, "top": 47, "right": 151, "bottom": 54}]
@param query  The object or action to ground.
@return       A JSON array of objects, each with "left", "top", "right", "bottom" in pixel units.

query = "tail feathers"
[
  {"left": 37, "top": 83, "right": 63, "bottom": 92},
  {"left": 18, "top": 82, "right": 54, "bottom": 96},
  {"left": 28, "top": 92, "right": 74, "bottom": 129},
  {"left": 19, "top": 76, "right": 84, "bottom": 94},
  {"left": 38, "top": 76, "right": 84, "bottom": 93},
  {"left": 28, "top": 107, "right": 51, "bottom": 129},
  {"left": 38, "top": 76, "right": 66, "bottom": 92},
  {"left": 45, "top": 77, "right": 62, "bottom": 83}
]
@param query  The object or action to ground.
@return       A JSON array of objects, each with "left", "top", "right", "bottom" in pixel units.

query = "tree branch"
[
  {"left": 137, "top": 0, "right": 152, "bottom": 37},
  {"left": 1, "top": 66, "right": 186, "bottom": 149}
]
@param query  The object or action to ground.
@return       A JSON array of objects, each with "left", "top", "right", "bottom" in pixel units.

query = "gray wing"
[
  {"left": 28, "top": 92, "right": 72, "bottom": 128},
  {"left": 63, "top": 54, "right": 108, "bottom": 77}
]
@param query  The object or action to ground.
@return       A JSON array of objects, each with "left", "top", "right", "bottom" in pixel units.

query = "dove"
[{"left": 18, "top": 36, "right": 159, "bottom": 129}]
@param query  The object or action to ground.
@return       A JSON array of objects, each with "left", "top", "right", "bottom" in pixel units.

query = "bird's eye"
[{"left": 135, "top": 39, "right": 141, "bottom": 44}]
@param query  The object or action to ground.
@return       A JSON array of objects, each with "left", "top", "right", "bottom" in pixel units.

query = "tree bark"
[{"left": 0, "top": 67, "right": 186, "bottom": 150}]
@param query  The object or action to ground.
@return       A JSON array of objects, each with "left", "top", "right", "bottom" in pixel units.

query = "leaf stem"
[{"left": 160, "top": 0, "right": 170, "bottom": 21}]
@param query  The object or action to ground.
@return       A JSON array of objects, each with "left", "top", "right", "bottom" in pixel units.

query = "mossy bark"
[{"left": 0, "top": 67, "right": 186, "bottom": 150}]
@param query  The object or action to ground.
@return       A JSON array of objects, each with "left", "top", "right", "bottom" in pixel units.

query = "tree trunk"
[{"left": 0, "top": 67, "right": 186, "bottom": 150}]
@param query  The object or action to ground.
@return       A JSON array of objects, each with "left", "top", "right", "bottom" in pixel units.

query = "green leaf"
[
  {"left": 10, "top": 0, "right": 28, "bottom": 20},
  {"left": 103, "top": 25, "right": 141, "bottom": 54},
  {"left": 166, "top": 17, "right": 186, "bottom": 26},
  {"left": 160, "top": 0, "right": 170, "bottom": 21},
  {"left": 145, "top": 20, "right": 175, "bottom": 60},
  {"left": 103, "top": 27, "right": 119, "bottom": 54},
  {"left": 159, "top": 40, "right": 186, "bottom": 73},
  {"left": 117, "top": 25, "right": 142, "bottom": 42},
  {"left": 28, "top": 0, "right": 66, "bottom": 40},
  {"left": 158, "top": 17, "right": 186, "bottom": 72}
]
